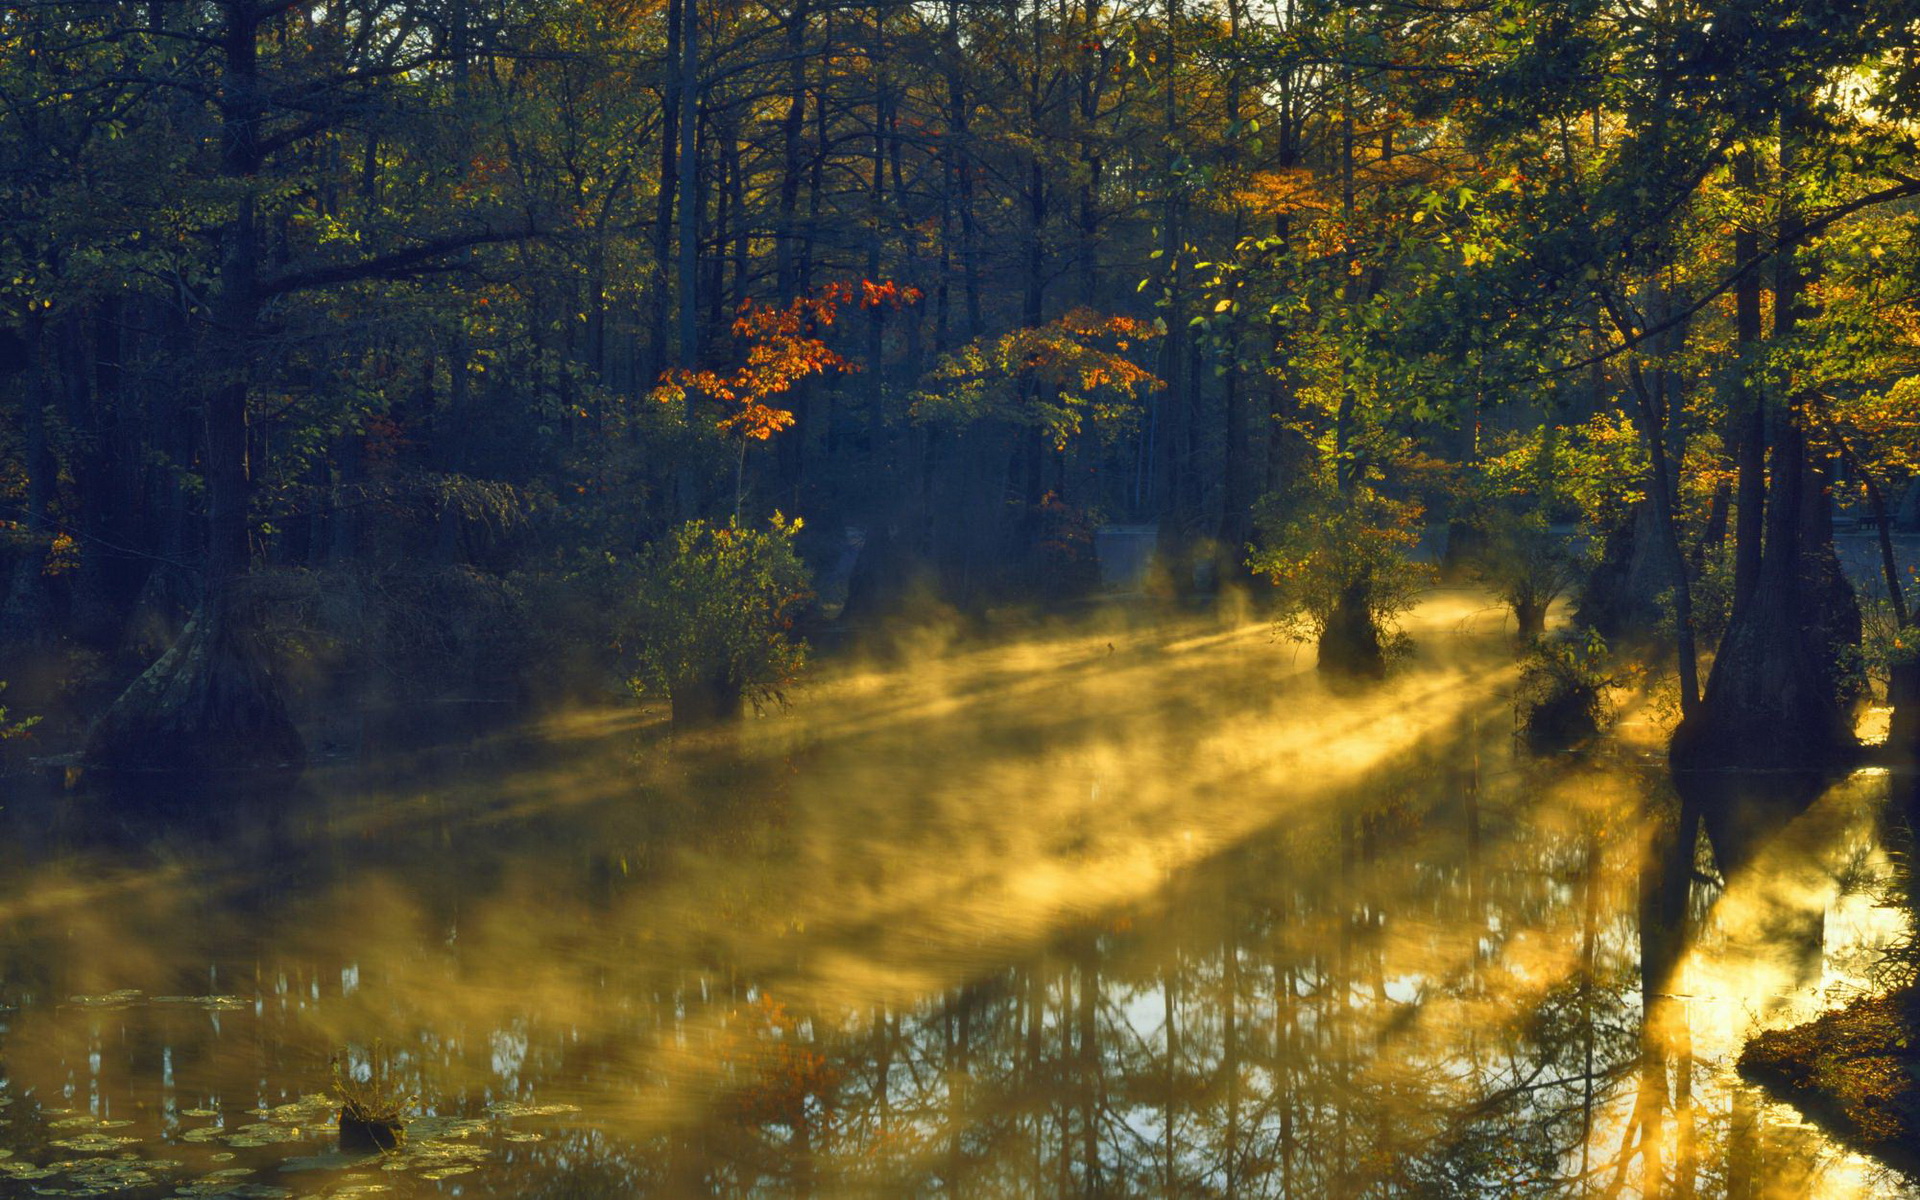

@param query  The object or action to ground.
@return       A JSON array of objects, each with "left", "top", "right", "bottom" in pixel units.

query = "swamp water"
[{"left": 0, "top": 594, "right": 1915, "bottom": 1198}]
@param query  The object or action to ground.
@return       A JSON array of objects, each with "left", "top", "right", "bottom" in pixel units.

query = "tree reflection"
[{"left": 0, "top": 669, "right": 1908, "bottom": 1197}]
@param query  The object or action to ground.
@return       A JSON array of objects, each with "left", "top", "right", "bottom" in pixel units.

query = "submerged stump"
[{"left": 338, "top": 1110, "right": 407, "bottom": 1152}]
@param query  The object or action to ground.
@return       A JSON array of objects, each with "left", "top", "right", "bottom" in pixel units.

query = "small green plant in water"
[
  {"left": 1514, "top": 629, "right": 1618, "bottom": 750},
  {"left": 0, "top": 682, "right": 38, "bottom": 742},
  {"left": 1249, "top": 483, "right": 1430, "bottom": 677},
  {"left": 1468, "top": 508, "right": 1580, "bottom": 637},
  {"left": 626, "top": 514, "right": 813, "bottom": 726},
  {"left": 331, "top": 1043, "right": 413, "bottom": 1151}
]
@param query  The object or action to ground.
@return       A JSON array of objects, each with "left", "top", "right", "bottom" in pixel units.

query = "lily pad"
[
  {"left": 276, "top": 1151, "right": 382, "bottom": 1174},
  {"left": 259, "top": 1096, "right": 335, "bottom": 1126},
  {"left": 152, "top": 996, "right": 250, "bottom": 1011},
  {"left": 49, "top": 1132, "right": 141, "bottom": 1152},
  {"left": 222, "top": 1122, "right": 302, "bottom": 1149},
  {"left": 483, "top": 1101, "right": 580, "bottom": 1118},
  {"left": 402, "top": 1116, "right": 486, "bottom": 1140},
  {"left": 377, "top": 1139, "right": 487, "bottom": 1174},
  {"left": 66, "top": 990, "right": 143, "bottom": 1008}
]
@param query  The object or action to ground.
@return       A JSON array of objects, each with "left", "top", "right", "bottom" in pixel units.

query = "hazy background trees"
[{"left": 0, "top": 0, "right": 1916, "bottom": 764}]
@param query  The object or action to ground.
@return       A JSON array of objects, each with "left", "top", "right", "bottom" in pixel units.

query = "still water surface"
[{"left": 0, "top": 596, "right": 1914, "bottom": 1197}]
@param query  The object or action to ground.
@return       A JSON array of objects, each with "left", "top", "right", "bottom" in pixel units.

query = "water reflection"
[{"left": 0, "top": 600, "right": 1913, "bottom": 1197}]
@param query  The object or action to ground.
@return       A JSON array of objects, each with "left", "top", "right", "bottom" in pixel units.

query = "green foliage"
[
  {"left": 1514, "top": 629, "right": 1617, "bottom": 749},
  {"left": 1469, "top": 507, "right": 1580, "bottom": 634},
  {"left": 625, "top": 516, "right": 813, "bottom": 717},
  {"left": 0, "top": 681, "right": 36, "bottom": 742},
  {"left": 1249, "top": 475, "right": 1431, "bottom": 661},
  {"left": 912, "top": 311, "right": 1162, "bottom": 450},
  {"left": 1855, "top": 573, "right": 1920, "bottom": 692},
  {"left": 1477, "top": 417, "right": 1646, "bottom": 532}
]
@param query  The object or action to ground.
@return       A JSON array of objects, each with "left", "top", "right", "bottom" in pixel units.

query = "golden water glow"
[{"left": 0, "top": 593, "right": 1913, "bottom": 1197}]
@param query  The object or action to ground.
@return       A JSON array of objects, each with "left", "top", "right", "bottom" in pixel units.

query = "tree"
[
  {"left": 52, "top": 0, "right": 545, "bottom": 774},
  {"left": 625, "top": 514, "right": 812, "bottom": 726}
]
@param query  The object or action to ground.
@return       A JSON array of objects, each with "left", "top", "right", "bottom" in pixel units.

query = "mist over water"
[{"left": 0, "top": 593, "right": 1912, "bottom": 1197}]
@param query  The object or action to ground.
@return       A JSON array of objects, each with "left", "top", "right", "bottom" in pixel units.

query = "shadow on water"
[{"left": 0, "top": 599, "right": 1914, "bottom": 1197}]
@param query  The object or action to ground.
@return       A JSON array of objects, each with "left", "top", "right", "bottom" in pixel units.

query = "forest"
[
  {"left": 0, "top": 0, "right": 1911, "bottom": 772},
  {"left": 3, "top": 0, "right": 1920, "bottom": 1195}
]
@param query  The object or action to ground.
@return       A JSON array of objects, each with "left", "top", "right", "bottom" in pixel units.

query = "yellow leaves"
[
  {"left": 42, "top": 531, "right": 78, "bottom": 577},
  {"left": 1233, "top": 167, "right": 1323, "bottom": 217},
  {"left": 914, "top": 309, "right": 1162, "bottom": 446}
]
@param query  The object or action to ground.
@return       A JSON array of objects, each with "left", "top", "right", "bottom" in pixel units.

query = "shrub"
[
  {"left": 331, "top": 1043, "right": 412, "bottom": 1151},
  {"left": 1250, "top": 483, "right": 1431, "bottom": 674},
  {"left": 1514, "top": 629, "right": 1616, "bottom": 750},
  {"left": 626, "top": 515, "right": 813, "bottom": 725},
  {"left": 1469, "top": 507, "right": 1580, "bottom": 636}
]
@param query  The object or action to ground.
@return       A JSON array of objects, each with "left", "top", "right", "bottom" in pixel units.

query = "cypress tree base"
[
  {"left": 85, "top": 601, "right": 304, "bottom": 777},
  {"left": 1317, "top": 585, "right": 1387, "bottom": 680}
]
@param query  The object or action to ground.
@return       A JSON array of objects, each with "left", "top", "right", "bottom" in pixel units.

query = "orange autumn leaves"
[
  {"left": 654, "top": 285, "right": 1161, "bottom": 452},
  {"left": 651, "top": 281, "right": 919, "bottom": 442}
]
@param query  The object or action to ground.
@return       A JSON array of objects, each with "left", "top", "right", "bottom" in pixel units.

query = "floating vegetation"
[
  {"left": 0, "top": 1153, "right": 183, "bottom": 1194},
  {"left": 255, "top": 1096, "right": 335, "bottom": 1127},
  {"left": 64, "top": 989, "right": 144, "bottom": 1009},
  {"left": 501, "top": 1131, "right": 543, "bottom": 1143},
  {"left": 0, "top": 1159, "right": 56, "bottom": 1181},
  {"left": 179, "top": 1108, "right": 220, "bottom": 1119},
  {"left": 49, "top": 1116, "right": 134, "bottom": 1130},
  {"left": 401, "top": 1115, "right": 487, "bottom": 1140},
  {"left": 377, "top": 1138, "right": 486, "bottom": 1178},
  {"left": 277, "top": 1148, "right": 381, "bottom": 1170},
  {"left": 49, "top": 1130, "right": 143, "bottom": 1152},
  {"left": 482, "top": 1100, "right": 580, "bottom": 1118},
  {"left": 172, "top": 1164, "right": 295, "bottom": 1198},
  {"left": 153, "top": 996, "right": 251, "bottom": 1011},
  {"left": 222, "top": 1123, "right": 302, "bottom": 1149}
]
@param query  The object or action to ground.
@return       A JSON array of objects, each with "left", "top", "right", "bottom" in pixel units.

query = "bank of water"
[{"left": 0, "top": 594, "right": 1911, "bottom": 1197}]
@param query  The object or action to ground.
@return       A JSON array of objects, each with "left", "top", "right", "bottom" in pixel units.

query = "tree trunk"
[
  {"left": 1730, "top": 145, "right": 1765, "bottom": 614},
  {"left": 86, "top": 0, "right": 303, "bottom": 777},
  {"left": 1319, "top": 579, "right": 1386, "bottom": 679},
  {"left": 1674, "top": 124, "right": 1859, "bottom": 768}
]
